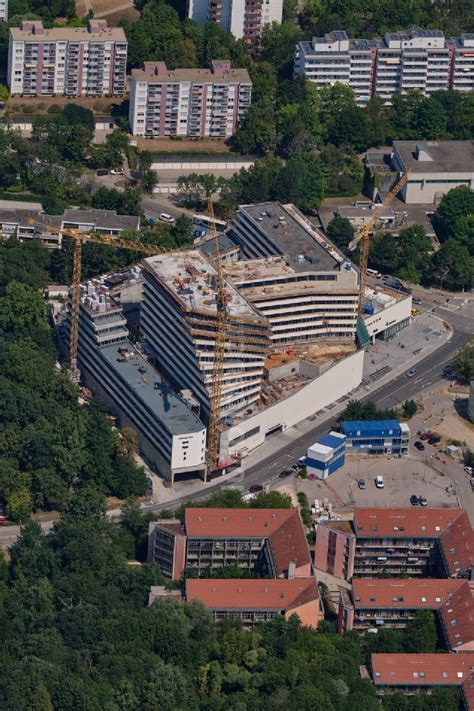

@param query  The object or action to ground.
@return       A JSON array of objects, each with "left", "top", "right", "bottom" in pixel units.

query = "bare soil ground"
[
  {"left": 6, "top": 95, "right": 126, "bottom": 114},
  {"left": 134, "top": 136, "right": 234, "bottom": 153}
]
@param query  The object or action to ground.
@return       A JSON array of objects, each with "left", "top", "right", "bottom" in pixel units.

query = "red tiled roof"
[
  {"left": 462, "top": 672, "right": 474, "bottom": 711},
  {"left": 439, "top": 510, "right": 474, "bottom": 576},
  {"left": 354, "top": 508, "right": 466, "bottom": 538},
  {"left": 185, "top": 508, "right": 296, "bottom": 537},
  {"left": 185, "top": 508, "right": 311, "bottom": 577},
  {"left": 371, "top": 653, "right": 474, "bottom": 686},
  {"left": 186, "top": 578, "right": 318, "bottom": 611},
  {"left": 352, "top": 578, "right": 465, "bottom": 609},
  {"left": 439, "top": 581, "right": 474, "bottom": 652}
]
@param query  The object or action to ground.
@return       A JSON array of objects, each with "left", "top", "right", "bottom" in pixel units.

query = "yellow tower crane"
[
  {"left": 352, "top": 170, "right": 412, "bottom": 318},
  {"left": 206, "top": 197, "right": 227, "bottom": 474}
]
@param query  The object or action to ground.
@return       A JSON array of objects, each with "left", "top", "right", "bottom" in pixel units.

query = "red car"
[{"left": 420, "top": 433, "right": 433, "bottom": 441}]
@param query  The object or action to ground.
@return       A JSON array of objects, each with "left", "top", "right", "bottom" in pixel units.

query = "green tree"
[
  {"left": 404, "top": 610, "right": 437, "bottom": 653},
  {"left": 275, "top": 152, "right": 325, "bottom": 212},
  {"left": 455, "top": 337, "right": 474, "bottom": 384},
  {"left": 235, "top": 99, "right": 277, "bottom": 155},
  {"left": 327, "top": 216, "right": 355, "bottom": 254},
  {"left": 402, "top": 400, "right": 418, "bottom": 418}
]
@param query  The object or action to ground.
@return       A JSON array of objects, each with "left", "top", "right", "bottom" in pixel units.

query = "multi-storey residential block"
[
  {"left": 353, "top": 508, "right": 474, "bottom": 578},
  {"left": 314, "top": 521, "right": 356, "bottom": 579},
  {"left": 0, "top": 0, "right": 7, "bottom": 22},
  {"left": 70, "top": 283, "right": 207, "bottom": 483},
  {"left": 295, "top": 28, "right": 474, "bottom": 104},
  {"left": 340, "top": 419, "right": 410, "bottom": 456},
  {"left": 8, "top": 19, "right": 127, "bottom": 97},
  {"left": 129, "top": 60, "right": 251, "bottom": 138},
  {"left": 341, "top": 578, "right": 467, "bottom": 631},
  {"left": 186, "top": 578, "right": 322, "bottom": 628},
  {"left": 187, "top": 0, "right": 282, "bottom": 48},
  {"left": 226, "top": 202, "right": 360, "bottom": 346},
  {"left": 315, "top": 508, "right": 474, "bottom": 580},
  {"left": 370, "top": 654, "right": 474, "bottom": 698},
  {"left": 140, "top": 251, "right": 270, "bottom": 421},
  {"left": 148, "top": 507, "right": 312, "bottom": 580}
]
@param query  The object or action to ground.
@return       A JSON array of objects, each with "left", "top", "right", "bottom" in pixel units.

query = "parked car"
[
  {"left": 414, "top": 441, "right": 425, "bottom": 451},
  {"left": 375, "top": 475, "right": 384, "bottom": 488},
  {"left": 428, "top": 436, "right": 441, "bottom": 445},
  {"left": 279, "top": 469, "right": 292, "bottom": 479},
  {"left": 406, "top": 368, "right": 417, "bottom": 378},
  {"left": 249, "top": 484, "right": 263, "bottom": 493},
  {"left": 410, "top": 494, "right": 419, "bottom": 506},
  {"left": 412, "top": 298, "right": 422, "bottom": 305},
  {"left": 145, "top": 215, "right": 157, "bottom": 224},
  {"left": 159, "top": 212, "right": 176, "bottom": 224},
  {"left": 96, "top": 169, "right": 108, "bottom": 176},
  {"left": 358, "top": 479, "right": 366, "bottom": 490},
  {"left": 194, "top": 228, "right": 207, "bottom": 238},
  {"left": 464, "top": 466, "right": 474, "bottom": 476},
  {"left": 298, "top": 456, "right": 307, "bottom": 467},
  {"left": 110, "top": 167, "right": 124, "bottom": 175},
  {"left": 146, "top": 477, "right": 153, "bottom": 496},
  {"left": 420, "top": 432, "right": 432, "bottom": 441},
  {"left": 419, "top": 495, "right": 428, "bottom": 506},
  {"left": 470, "top": 478, "right": 474, "bottom": 491}
]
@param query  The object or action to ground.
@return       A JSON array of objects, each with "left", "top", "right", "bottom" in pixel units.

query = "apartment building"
[
  {"left": 187, "top": 0, "right": 282, "bottom": 48},
  {"left": 340, "top": 419, "right": 410, "bottom": 456},
  {"left": 315, "top": 508, "right": 474, "bottom": 580},
  {"left": 186, "top": 578, "right": 322, "bottom": 628},
  {"left": 353, "top": 508, "right": 474, "bottom": 578},
  {"left": 71, "top": 283, "right": 207, "bottom": 483},
  {"left": 148, "top": 507, "right": 312, "bottom": 580},
  {"left": 295, "top": 28, "right": 474, "bottom": 104},
  {"left": 370, "top": 654, "right": 474, "bottom": 698},
  {"left": 342, "top": 578, "right": 467, "bottom": 631},
  {"left": 129, "top": 60, "right": 252, "bottom": 138},
  {"left": 390, "top": 140, "right": 474, "bottom": 204},
  {"left": 0, "top": 206, "right": 140, "bottom": 249},
  {"left": 0, "top": 0, "right": 7, "bottom": 22},
  {"left": 226, "top": 202, "right": 359, "bottom": 347},
  {"left": 8, "top": 19, "right": 127, "bottom": 97},
  {"left": 314, "top": 521, "right": 356, "bottom": 579},
  {"left": 140, "top": 251, "right": 270, "bottom": 422}
]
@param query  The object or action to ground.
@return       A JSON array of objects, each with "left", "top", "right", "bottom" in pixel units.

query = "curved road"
[{"left": 0, "top": 303, "right": 471, "bottom": 546}]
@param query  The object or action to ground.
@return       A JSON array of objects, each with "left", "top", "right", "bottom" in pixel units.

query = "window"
[
  {"left": 435, "top": 597, "right": 441, "bottom": 602},
  {"left": 457, "top": 672, "right": 463, "bottom": 679},
  {"left": 442, "top": 672, "right": 449, "bottom": 678},
  {"left": 421, "top": 597, "right": 427, "bottom": 602}
]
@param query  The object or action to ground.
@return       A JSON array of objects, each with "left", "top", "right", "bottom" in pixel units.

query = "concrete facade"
[
  {"left": 129, "top": 60, "right": 252, "bottom": 138},
  {"left": 8, "top": 20, "right": 127, "bottom": 97},
  {"left": 187, "top": 0, "right": 282, "bottom": 48}
]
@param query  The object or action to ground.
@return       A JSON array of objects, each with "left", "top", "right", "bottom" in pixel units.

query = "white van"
[
  {"left": 367, "top": 268, "right": 382, "bottom": 279},
  {"left": 375, "top": 475, "right": 384, "bottom": 488},
  {"left": 159, "top": 212, "right": 176, "bottom": 224}
]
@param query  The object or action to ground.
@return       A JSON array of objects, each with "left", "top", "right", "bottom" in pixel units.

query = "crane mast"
[{"left": 355, "top": 170, "right": 411, "bottom": 318}]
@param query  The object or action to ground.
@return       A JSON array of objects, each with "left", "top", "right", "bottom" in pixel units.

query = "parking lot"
[{"left": 275, "top": 454, "right": 459, "bottom": 513}]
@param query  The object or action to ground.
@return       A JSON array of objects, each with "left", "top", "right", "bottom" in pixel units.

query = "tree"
[
  {"left": 328, "top": 105, "right": 371, "bottom": 152},
  {"left": 402, "top": 400, "right": 418, "bottom": 418},
  {"left": 327, "top": 216, "right": 355, "bottom": 254},
  {"left": 275, "top": 152, "right": 325, "bottom": 212},
  {"left": 455, "top": 337, "right": 474, "bottom": 384},
  {"left": 235, "top": 99, "right": 277, "bottom": 155},
  {"left": 434, "top": 186, "right": 474, "bottom": 241},
  {"left": 404, "top": 611, "right": 437, "bottom": 653},
  {"left": 413, "top": 97, "right": 447, "bottom": 139}
]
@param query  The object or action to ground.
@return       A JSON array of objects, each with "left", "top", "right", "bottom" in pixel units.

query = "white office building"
[
  {"left": 187, "top": 0, "right": 282, "bottom": 48},
  {"left": 140, "top": 251, "right": 270, "bottom": 421},
  {"left": 8, "top": 19, "right": 127, "bottom": 97},
  {"left": 129, "top": 60, "right": 252, "bottom": 138},
  {"left": 226, "top": 203, "right": 360, "bottom": 346},
  {"left": 72, "top": 283, "right": 207, "bottom": 483},
  {"left": 295, "top": 28, "right": 474, "bottom": 103}
]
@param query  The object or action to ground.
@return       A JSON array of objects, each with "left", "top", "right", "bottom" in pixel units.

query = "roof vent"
[{"left": 415, "top": 143, "right": 433, "bottom": 161}]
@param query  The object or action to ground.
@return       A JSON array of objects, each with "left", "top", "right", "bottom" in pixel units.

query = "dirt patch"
[
  {"left": 435, "top": 408, "right": 474, "bottom": 450},
  {"left": 134, "top": 136, "right": 234, "bottom": 154},
  {"left": 99, "top": 6, "right": 139, "bottom": 24},
  {"left": 6, "top": 95, "right": 127, "bottom": 115}
]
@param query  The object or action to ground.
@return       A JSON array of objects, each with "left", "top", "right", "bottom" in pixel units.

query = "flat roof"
[
  {"left": 59, "top": 209, "right": 140, "bottom": 231},
  {"left": 371, "top": 653, "right": 472, "bottom": 687},
  {"left": 186, "top": 578, "right": 318, "bottom": 610},
  {"left": 11, "top": 25, "right": 126, "bottom": 42},
  {"left": 340, "top": 419, "right": 401, "bottom": 435},
  {"left": 393, "top": 140, "right": 474, "bottom": 174},
  {"left": 142, "top": 251, "right": 266, "bottom": 322},
  {"left": 132, "top": 66, "right": 251, "bottom": 85},
  {"left": 352, "top": 578, "right": 465, "bottom": 609},
  {"left": 198, "top": 233, "right": 239, "bottom": 257},
  {"left": 354, "top": 508, "right": 467, "bottom": 538},
  {"left": 100, "top": 342, "right": 205, "bottom": 436},
  {"left": 236, "top": 202, "right": 346, "bottom": 272}
]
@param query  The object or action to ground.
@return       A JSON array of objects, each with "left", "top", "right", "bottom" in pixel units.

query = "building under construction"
[{"left": 140, "top": 251, "right": 270, "bottom": 421}]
